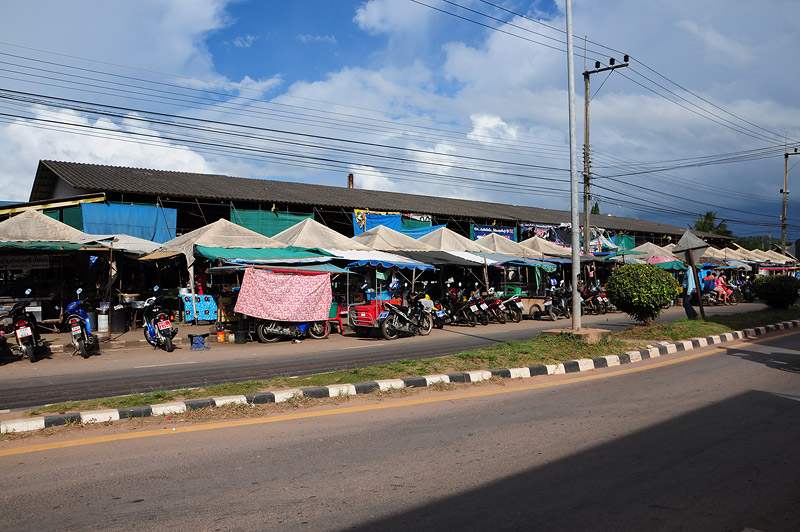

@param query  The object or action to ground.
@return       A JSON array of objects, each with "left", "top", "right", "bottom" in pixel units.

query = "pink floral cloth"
[{"left": 234, "top": 268, "right": 332, "bottom": 321}]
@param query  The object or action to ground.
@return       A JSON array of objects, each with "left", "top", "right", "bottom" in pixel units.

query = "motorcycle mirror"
[
  {"left": 54, "top": 305, "right": 59, "bottom": 311},
  {"left": 76, "top": 288, "right": 82, "bottom": 295},
  {"left": 153, "top": 285, "right": 160, "bottom": 291},
  {"left": 25, "top": 288, "right": 32, "bottom": 296}
]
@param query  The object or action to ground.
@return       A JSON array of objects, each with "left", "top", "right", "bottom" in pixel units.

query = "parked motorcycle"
[
  {"left": 142, "top": 286, "right": 178, "bottom": 352},
  {"left": 255, "top": 319, "right": 329, "bottom": 342},
  {"left": 580, "top": 285, "right": 606, "bottom": 315},
  {"left": 545, "top": 286, "right": 571, "bottom": 321},
  {"left": 436, "top": 287, "right": 478, "bottom": 328},
  {"left": 380, "top": 292, "right": 434, "bottom": 340},
  {"left": 498, "top": 294, "right": 524, "bottom": 323},
  {"left": 65, "top": 288, "right": 98, "bottom": 358},
  {"left": 483, "top": 289, "right": 508, "bottom": 324},
  {"left": 9, "top": 289, "right": 44, "bottom": 362}
]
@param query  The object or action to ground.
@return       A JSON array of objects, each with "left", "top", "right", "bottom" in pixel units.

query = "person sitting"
[
  {"left": 702, "top": 272, "right": 716, "bottom": 293},
  {"left": 713, "top": 274, "right": 729, "bottom": 304}
]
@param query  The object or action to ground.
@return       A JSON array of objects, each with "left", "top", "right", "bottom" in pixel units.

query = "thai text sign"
[
  {"left": 472, "top": 225, "right": 516, "bottom": 241},
  {"left": 1, "top": 255, "right": 50, "bottom": 270}
]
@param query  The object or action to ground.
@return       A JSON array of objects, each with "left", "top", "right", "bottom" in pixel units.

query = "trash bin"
[
  {"left": 86, "top": 310, "right": 98, "bottom": 333},
  {"left": 97, "top": 312, "right": 109, "bottom": 333},
  {"left": 110, "top": 305, "right": 127, "bottom": 334},
  {"left": 234, "top": 331, "right": 247, "bottom": 344}
]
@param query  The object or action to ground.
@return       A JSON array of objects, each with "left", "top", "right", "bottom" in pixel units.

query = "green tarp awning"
[
  {"left": 195, "top": 246, "right": 331, "bottom": 262},
  {"left": 0, "top": 241, "right": 86, "bottom": 251}
]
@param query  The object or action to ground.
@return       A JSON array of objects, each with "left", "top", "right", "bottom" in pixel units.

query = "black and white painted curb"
[{"left": 3, "top": 320, "right": 798, "bottom": 434}]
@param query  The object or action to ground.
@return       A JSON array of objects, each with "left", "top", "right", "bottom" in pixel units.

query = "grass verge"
[{"left": 28, "top": 305, "right": 800, "bottom": 416}]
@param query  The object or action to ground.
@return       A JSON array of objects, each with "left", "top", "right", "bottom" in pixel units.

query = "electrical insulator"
[
  {"left": 624, "top": 54, "right": 629, "bottom": 62},
  {"left": 609, "top": 57, "right": 615, "bottom": 65}
]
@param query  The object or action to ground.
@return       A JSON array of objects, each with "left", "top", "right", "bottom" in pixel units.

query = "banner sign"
[
  {"left": 0, "top": 255, "right": 50, "bottom": 270},
  {"left": 472, "top": 225, "right": 516, "bottom": 241}
]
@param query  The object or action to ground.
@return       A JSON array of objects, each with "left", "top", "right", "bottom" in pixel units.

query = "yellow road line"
[{"left": 1, "top": 330, "right": 795, "bottom": 457}]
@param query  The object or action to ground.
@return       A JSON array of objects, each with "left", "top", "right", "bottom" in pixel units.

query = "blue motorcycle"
[{"left": 65, "top": 288, "right": 98, "bottom": 359}]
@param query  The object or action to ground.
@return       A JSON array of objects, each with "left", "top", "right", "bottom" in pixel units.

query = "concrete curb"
[
  {"left": 44, "top": 336, "right": 185, "bottom": 354},
  {"left": 3, "top": 320, "right": 798, "bottom": 434}
]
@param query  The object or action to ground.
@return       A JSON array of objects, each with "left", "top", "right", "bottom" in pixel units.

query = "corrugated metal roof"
[{"left": 32, "top": 160, "right": 725, "bottom": 239}]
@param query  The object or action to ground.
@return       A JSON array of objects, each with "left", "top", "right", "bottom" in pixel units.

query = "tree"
[
  {"left": 591, "top": 201, "right": 600, "bottom": 215},
  {"left": 694, "top": 211, "right": 734, "bottom": 237},
  {"left": 605, "top": 263, "right": 680, "bottom": 326}
]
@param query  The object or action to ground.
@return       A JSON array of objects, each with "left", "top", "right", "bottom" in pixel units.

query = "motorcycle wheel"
[
  {"left": 381, "top": 315, "right": 400, "bottom": 340},
  {"left": 729, "top": 292, "right": 740, "bottom": 305},
  {"left": 530, "top": 304, "right": 542, "bottom": 320},
  {"left": 257, "top": 321, "right": 282, "bottom": 343},
  {"left": 564, "top": 306, "right": 571, "bottom": 319},
  {"left": 548, "top": 305, "right": 557, "bottom": 321},
  {"left": 509, "top": 307, "right": 522, "bottom": 323},
  {"left": 495, "top": 309, "right": 507, "bottom": 324},
  {"left": 307, "top": 321, "right": 329, "bottom": 339},
  {"left": 143, "top": 327, "right": 158, "bottom": 347},
  {"left": 163, "top": 336, "right": 175, "bottom": 352},
  {"left": 24, "top": 343, "right": 36, "bottom": 363},
  {"left": 479, "top": 312, "right": 489, "bottom": 326},
  {"left": 599, "top": 301, "right": 608, "bottom": 314},
  {"left": 434, "top": 317, "right": 444, "bottom": 329},
  {"left": 417, "top": 314, "right": 433, "bottom": 336},
  {"left": 78, "top": 338, "right": 89, "bottom": 359}
]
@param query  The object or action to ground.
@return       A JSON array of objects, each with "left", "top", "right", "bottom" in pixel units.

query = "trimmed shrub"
[
  {"left": 605, "top": 263, "right": 680, "bottom": 326},
  {"left": 753, "top": 275, "right": 800, "bottom": 308}
]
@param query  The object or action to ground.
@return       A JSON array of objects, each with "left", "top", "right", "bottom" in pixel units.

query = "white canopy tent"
[
  {"left": 519, "top": 236, "right": 571, "bottom": 258},
  {"left": 272, "top": 218, "right": 371, "bottom": 251},
  {"left": 417, "top": 227, "right": 491, "bottom": 253},
  {"left": 350, "top": 225, "right": 436, "bottom": 252},
  {"left": 475, "top": 233, "right": 542, "bottom": 258},
  {"left": 0, "top": 209, "right": 87, "bottom": 242}
]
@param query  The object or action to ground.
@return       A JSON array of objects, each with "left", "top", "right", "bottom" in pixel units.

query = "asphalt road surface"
[
  {"left": 1, "top": 328, "right": 797, "bottom": 531},
  {"left": 0, "top": 303, "right": 765, "bottom": 409}
]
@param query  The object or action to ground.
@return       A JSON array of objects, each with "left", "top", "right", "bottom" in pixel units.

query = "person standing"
[{"left": 682, "top": 264, "right": 699, "bottom": 320}]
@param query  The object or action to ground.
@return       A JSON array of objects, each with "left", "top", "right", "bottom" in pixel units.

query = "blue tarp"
[
  {"left": 82, "top": 203, "right": 176, "bottom": 243},
  {"left": 353, "top": 213, "right": 402, "bottom": 235},
  {"left": 399, "top": 225, "right": 446, "bottom": 238},
  {"left": 347, "top": 259, "right": 434, "bottom": 271}
]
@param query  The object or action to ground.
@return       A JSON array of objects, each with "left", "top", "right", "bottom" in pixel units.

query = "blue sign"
[{"left": 472, "top": 225, "right": 516, "bottom": 241}]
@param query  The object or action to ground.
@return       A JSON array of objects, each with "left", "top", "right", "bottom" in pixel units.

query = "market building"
[{"left": 6, "top": 160, "right": 729, "bottom": 248}]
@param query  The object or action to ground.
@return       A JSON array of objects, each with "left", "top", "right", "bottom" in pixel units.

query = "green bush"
[
  {"left": 753, "top": 275, "right": 800, "bottom": 308},
  {"left": 605, "top": 263, "right": 680, "bottom": 326}
]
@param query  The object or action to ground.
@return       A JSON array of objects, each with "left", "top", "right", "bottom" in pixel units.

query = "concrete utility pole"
[
  {"left": 565, "top": 0, "right": 581, "bottom": 329},
  {"left": 781, "top": 145, "right": 798, "bottom": 255},
  {"left": 582, "top": 56, "right": 628, "bottom": 254}
]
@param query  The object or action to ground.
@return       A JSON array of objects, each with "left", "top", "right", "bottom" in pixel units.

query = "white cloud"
[
  {"left": 678, "top": 20, "right": 755, "bottom": 64},
  {"left": 232, "top": 34, "right": 258, "bottom": 48},
  {"left": 296, "top": 34, "right": 337, "bottom": 45}
]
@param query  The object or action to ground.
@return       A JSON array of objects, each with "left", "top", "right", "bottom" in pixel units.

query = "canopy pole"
[{"left": 189, "top": 262, "right": 198, "bottom": 325}]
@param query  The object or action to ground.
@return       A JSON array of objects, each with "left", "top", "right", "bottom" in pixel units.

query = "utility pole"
[
  {"left": 582, "top": 56, "right": 628, "bottom": 254},
  {"left": 565, "top": 0, "right": 581, "bottom": 329},
  {"left": 781, "top": 145, "right": 799, "bottom": 255}
]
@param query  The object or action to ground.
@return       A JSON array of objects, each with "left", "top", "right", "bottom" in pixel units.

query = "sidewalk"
[{"left": 34, "top": 321, "right": 226, "bottom": 354}]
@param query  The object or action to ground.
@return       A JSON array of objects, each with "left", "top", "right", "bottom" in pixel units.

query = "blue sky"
[{"left": 0, "top": 0, "right": 798, "bottom": 242}]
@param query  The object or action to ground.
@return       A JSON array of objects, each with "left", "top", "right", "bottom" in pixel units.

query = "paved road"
[
  {"left": 1, "top": 328, "right": 797, "bottom": 531},
  {"left": 0, "top": 303, "right": 764, "bottom": 409}
]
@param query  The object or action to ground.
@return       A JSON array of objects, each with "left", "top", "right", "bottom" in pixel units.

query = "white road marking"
[{"left": 134, "top": 361, "right": 199, "bottom": 369}]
